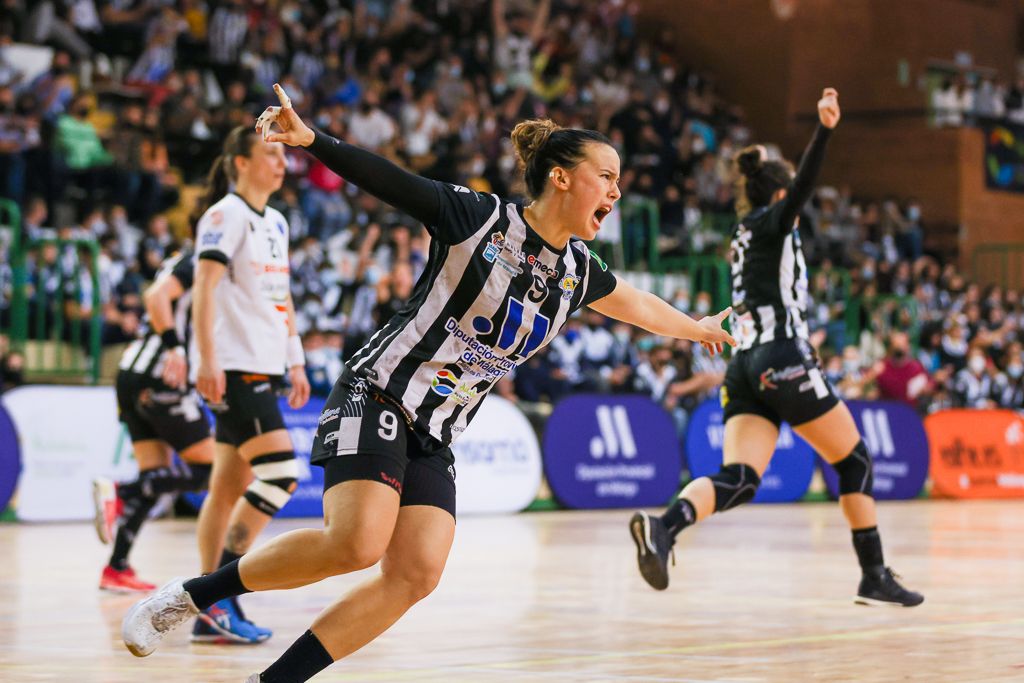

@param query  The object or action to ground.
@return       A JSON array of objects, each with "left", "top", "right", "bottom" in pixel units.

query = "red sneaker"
[
  {"left": 91, "top": 477, "right": 121, "bottom": 544},
  {"left": 99, "top": 565, "right": 156, "bottom": 593}
]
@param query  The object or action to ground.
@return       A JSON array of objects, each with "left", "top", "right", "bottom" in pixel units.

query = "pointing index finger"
[{"left": 274, "top": 83, "right": 292, "bottom": 109}]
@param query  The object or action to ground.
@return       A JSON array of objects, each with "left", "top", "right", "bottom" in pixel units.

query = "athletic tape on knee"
[
  {"left": 833, "top": 440, "right": 873, "bottom": 496},
  {"left": 243, "top": 451, "right": 299, "bottom": 516},
  {"left": 710, "top": 463, "right": 761, "bottom": 512}
]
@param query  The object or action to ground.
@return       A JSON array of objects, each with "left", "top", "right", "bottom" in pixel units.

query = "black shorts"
[
  {"left": 116, "top": 371, "right": 211, "bottom": 452},
  {"left": 212, "top": 371, "right": 286, "bottom": 447},
  {"left": 721, "top": 337, "right": 839, "bottom": 428},
  {"left": 311, "top": 374, "right": 457, "bottom": 518}
]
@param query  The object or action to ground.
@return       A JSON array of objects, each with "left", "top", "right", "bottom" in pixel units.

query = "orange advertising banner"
[{"left": 925, "top": 409, "right": 1024, "bottom": 499}]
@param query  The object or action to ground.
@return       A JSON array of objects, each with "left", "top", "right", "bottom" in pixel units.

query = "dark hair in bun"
[
  {"left": 511, "top": 118, "right": 612, "bottom": 199},
  {"left": 734, "top": 144, "right": 794, "bottom": 217}
]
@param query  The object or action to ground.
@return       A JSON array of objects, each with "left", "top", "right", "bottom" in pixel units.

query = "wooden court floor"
[{"left": 2, "top": 500, "right": 1023, "bottom": 682}]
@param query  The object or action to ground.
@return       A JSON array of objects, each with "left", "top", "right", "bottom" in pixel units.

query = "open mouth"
[{"left": 592, "top": 206, "right": 611, "bottom": 228}]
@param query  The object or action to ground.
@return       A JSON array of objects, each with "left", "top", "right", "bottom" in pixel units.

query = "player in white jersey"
[
  {"left": 187, "top": 126, "right": 311, "bottom": 644},
  {"left": 92, "top": 248, "right": 214, "bottom": 593},
  {"left": 122, "top": 85, "right": 734, "bottom": 680}
]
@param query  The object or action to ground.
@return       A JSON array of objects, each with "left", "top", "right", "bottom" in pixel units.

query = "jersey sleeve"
[
  {"left": 170, "top": 251, "right": 195, "bottom": 290},
  {"left": 431, "top": 183, "right": 499, "bottom": 245},
  {"left": 579, "top": 246, "right": 618, "bottom": 307},
  {"left": 195, "top": 204, "right": 244, "bottom": 265},
  {"left": 776, "top": 124, "right": 832, "bottom": 234}
]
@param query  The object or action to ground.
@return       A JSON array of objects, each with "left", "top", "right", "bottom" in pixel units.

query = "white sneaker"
[
  {"left": 91, "top": 477, "right": 118, "bottom": 544},
  {"left": 122, "top": 578, "right": 199, "bottom": 657}
]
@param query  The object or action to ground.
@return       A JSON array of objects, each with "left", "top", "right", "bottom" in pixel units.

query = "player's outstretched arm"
[
  {"left": 256, "top": 83, "right": 441, "bottom": 226},
  {"left": 589, "top": 277, "right": 736, "bottom": 355}
]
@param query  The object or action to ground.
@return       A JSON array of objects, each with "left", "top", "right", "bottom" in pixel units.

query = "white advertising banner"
[
  {"left": 2, "top": 386, "right": 138, "bottom": 521},
  {"left": 452, "top": 395, "right": 542, "bottom": 515}
]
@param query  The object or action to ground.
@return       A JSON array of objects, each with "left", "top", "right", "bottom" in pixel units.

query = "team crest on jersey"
[
  {"left": 559, "top": 275, "right": 580, "bottom": 301},
  {"left": 210, "top": 210, "right": 223, "bottom": 225},
  {"left": 430, "top": 369, "right": 478, "bottom": 406},
  {"left": 483, "top": 232, "right": 505, "bottom": 263}
]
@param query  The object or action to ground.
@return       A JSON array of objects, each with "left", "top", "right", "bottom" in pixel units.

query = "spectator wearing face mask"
[
  {"left": 870, "top": 331, "right": 934, "bottom": 409},
  {"left": 953, "top": 348, "right": 1004, "bottom": 409},
  {"left": 1000, "top": 342, "right": 1024, "bottom": 409},
  {"left": 635, "top": 344, "right": 677, "bottom": 404}
]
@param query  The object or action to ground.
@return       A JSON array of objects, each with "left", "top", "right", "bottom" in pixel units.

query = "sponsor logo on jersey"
[
  {"left": 759, "top": 364, "right": 807, "bottom": 391},
  {"left": 202, "top": 231, "right": 224, "bottom": 246},
  {"left": 588, "top": 248, "right": 608, "bottom": 272},
  {"left": 430, "top": 368, "right": 478, "bottom": 406},
  {"left": 324, "top": 430, "right": 340, "bottom": 445},
  {"left": 445, "top": 317, "right": 518, "bottom": 379},
  {"left": 319, "top": 407, "right": 341, "bottom": 425},
  {"left": 482, "top": 232, "right": 559, "bottom": 280},
  {"left": 559, "top": 274, "right": 580, "bottom": 301}
]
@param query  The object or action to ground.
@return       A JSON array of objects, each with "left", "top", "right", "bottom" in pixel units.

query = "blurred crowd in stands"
[{"left": 0, "top": 0, "right": 1019, "bottom": 422}]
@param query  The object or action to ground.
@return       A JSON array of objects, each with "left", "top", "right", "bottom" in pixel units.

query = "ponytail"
[
  {"left": 188, "top": 126, "right": 259, "bottom": 235},
  {"left": 189, "top": 155, "right": 231, "bottom": 235}
]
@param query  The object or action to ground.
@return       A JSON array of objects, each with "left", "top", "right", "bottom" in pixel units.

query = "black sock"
[
  {"left": 660, "top": 498, "right": 697, "bottom": 539},
  {"left": 108, "top": 491, "right": 158, "bottom": 570},
  {"left": 219, "top": 547, "right": 243, "bottom": 568},
  {"left": 183, "top": 560, "right": 251, "bottom": 611},
  {"left": 852, "top": 526, "right": 885, "bottom": 572},
  {"left": 261, "top": 630, "right": 334, "bottom": 683},
  {"left": 140, "top": 466, "right": 210, "bottom": 497}
]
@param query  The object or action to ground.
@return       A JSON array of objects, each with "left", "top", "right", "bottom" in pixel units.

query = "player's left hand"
[
  {"left": 161, "top": 347, "right": 187, "bottom": 390},
  {"left": 697, "top": 307, "right": 737, "bottom": 355},
  {"left": 287, "top": 364, "right": 311, "bottom": 409},
  {"left": 818, "top": 87, "right": 840, "bottom": 129},
  {"left": 256, "top": 83, "right": 315, "bottom": 147}
]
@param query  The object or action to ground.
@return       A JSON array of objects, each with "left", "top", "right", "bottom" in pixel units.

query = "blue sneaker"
[{"left": 191, "top": 598, "right": 272, "bottom": 644}]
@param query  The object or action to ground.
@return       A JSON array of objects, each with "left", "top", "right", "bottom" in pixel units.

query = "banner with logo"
[
  {"left": 684, "top": 398, "right": 815, "bottom": 503},
  {"left": 2, "top": 386, "right": 139, "bottom": 521},
  {"left": 543, "top": 395, "right": 681, "bottom": 509},
  {"left": 185, "top": 396, "right": 326, "bottom": 518},
  {"left": 452, "top": 395, "right": 542, "bottom": 514},
  {"left": 819, "top": 400, "right": 929, "bottom": 500},
  {"left": 983, "top": 122, "right": 1024, "bottom": 193},
  {"left": 925, "top": 409, "right": 1024, "bottom": 499},
  {"left": 0, "top": 403, "right": 21, "bottom": 513}
]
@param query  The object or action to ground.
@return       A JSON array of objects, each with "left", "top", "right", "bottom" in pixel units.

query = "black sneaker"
[
  {"left": 855, "top": 566, "right": 924, "bottom": 607},
  {"left": 629, "top": 511, "right": 674, "bottom": 590}
]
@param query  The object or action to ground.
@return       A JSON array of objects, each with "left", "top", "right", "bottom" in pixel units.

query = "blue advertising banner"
[
  {"left": 820, "top": 400, "right": 928, "bottom": 500},
  {"left": 684, "top": 398, "right": 815, "bottom": 503},
  {"left": 543, "top": 395, "right": 681, "bottom": 509},
  {"left": 186, "top": 396, "right": 326, "bottom": 518},
  {"left": 0, "top": 404, "right": 21, "bottom": 512}
]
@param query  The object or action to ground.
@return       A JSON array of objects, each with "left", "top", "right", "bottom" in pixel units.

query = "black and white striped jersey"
[
  {"left": 118, "top": 249, "right": 195, "bottom": 384},
  {"left": 728, "top": 125, "right": 832, "bottom": 350},
  {"left": 346, "top": 185, "right": 616, "bottom": 446}
]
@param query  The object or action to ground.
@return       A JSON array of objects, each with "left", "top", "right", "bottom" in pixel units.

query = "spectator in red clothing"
[{"left": 870, "top": 331, "right": 936, "bottom": 409}]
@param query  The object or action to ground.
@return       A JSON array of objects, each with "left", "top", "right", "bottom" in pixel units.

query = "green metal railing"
[
  {"left": 6, "top": 228, "right": 103, "bottom": 383},
  {"left": 1, "top": 199, "right": 26, "bottom": 350},
  {"left": 972, "top": 243, "right": 1024, "bottom": 290}
]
